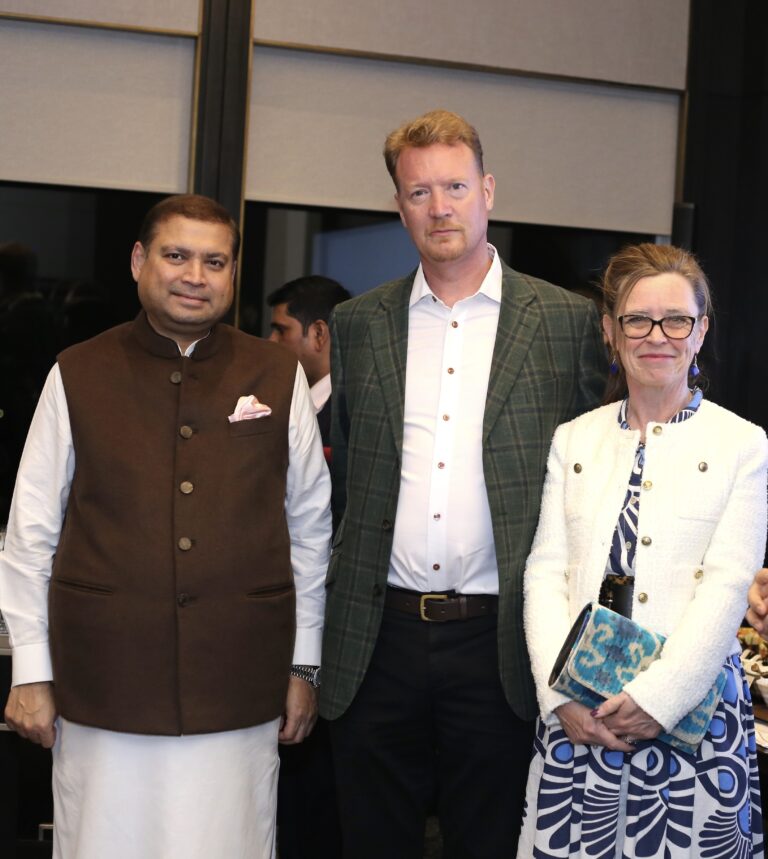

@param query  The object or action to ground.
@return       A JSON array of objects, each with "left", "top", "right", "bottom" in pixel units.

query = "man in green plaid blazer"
[{"left": 320, "top": 110, "right": 606, "bottom": 857}]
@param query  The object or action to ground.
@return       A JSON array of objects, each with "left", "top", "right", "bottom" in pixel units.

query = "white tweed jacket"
[{"left": 524, "top": 398, "right": 768, "bottom": 731}]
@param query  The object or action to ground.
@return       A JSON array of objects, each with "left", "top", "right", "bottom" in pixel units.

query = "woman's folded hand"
[
  {"left": 554, "top": 700, "right": 636, "bottom": 752},
  {"left": 592, "top": 691, "right": 663, "bottom": 744}
]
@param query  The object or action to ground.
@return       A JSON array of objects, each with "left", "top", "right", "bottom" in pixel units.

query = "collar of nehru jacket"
[{"left": 131, "top": 310, "right": 222, "bottom": 361}]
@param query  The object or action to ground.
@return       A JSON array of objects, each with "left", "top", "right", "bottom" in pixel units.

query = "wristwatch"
[{"left": 290, "top": 664, "right": 321, "bottom": 688}]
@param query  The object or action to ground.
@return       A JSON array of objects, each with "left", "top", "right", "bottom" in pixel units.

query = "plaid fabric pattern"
[{"left": 319, "top": 262, "right": 606, "bottom": 721}]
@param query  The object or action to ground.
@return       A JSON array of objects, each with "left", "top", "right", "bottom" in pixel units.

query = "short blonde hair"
[{"left": 383, "top": 109, "right": 484, "bottom": 188}]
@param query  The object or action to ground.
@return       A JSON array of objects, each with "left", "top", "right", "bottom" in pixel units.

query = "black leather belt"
[{"left": 385, "top": 587, "right": 498, "bottom": 622}]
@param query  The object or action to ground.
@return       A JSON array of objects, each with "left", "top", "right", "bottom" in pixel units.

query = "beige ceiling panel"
[
  {"left": 0, "top": 20, "right": 193, "bottom": 193},
  {"left": 1, "top": 0, "right": 200, "bottom": 33},
  {"left": 246, "top": 47, "right": 678, "bottom": 235},
  {"left": 253, "top": 0, "right": 688, "bottom": 91}
]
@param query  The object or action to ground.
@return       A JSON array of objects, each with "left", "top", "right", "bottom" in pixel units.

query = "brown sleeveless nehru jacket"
[{"left": 50, "top": 312, "right": 299, "bottom": 735}]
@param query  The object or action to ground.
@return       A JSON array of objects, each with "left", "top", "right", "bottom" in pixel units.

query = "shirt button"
[
  {"left": 178, "top": 537, "right": 192, "bottom": 551},
  {"left": 573, "top": 463, "right": 582, "bottom": 473},
  {"left": 641, "top": 536, "right": 652, "bottom": 546},
  {"left": 447, "top": 368, "right": 455, "bottom": 374},
  {"left": 170, "top": 371, "right": 182, "bottom": 384},
  {"left": 433, "top": 513, "right": 441, "bottom": 520},
  {"left": 642, "top": 480, "right": 652, "bottom": 490},
  {"left": 177, "top": 593, "right": 190, "bottom": 607},
  {"left": 442, "top": 414, "right": 450, "bottom": 421},
  {"left": 637, "top": 592, "right": 648, "bottom": 603},
  {"left": 179, "top": 425, "right": 194, "bottom": 439},
  {"left": 179, "top": 481, "right": 194, "bottom": 494},
  {"left": 433, "top": 563, "right": 440, "bottom": 571},
  {"left": 652, "top": 426, "right": 662, "bottom": 436},
  {"left": 451, "top": 321, "right": 458, "bottom": 329},
  {"left": 698, "top": 462, "right": 708, "bottom": 472},
  {"left": 437, "top": 462, "right": 445, "bottom": 469},
  {"left": 694, "top": 569, "right": 704, "bottom": 580}
]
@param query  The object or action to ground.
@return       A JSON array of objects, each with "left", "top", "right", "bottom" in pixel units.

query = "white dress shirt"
[
  {"left": 310, "top": 372, "right": 332, "bottom": 414},
  {"left": 1, "top": 353, "right": 330, "bottom": 687},
  {"left": 387, "top": 246, "right": 502, "bottom": 595}
]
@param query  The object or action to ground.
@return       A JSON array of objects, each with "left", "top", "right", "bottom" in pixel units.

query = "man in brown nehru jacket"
[{"left": 0, "top": 194, "right": 331, "bottom": 858}]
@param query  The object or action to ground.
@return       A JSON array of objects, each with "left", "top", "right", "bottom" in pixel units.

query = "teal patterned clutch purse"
[{"left": 548, "top": 603, "right": 727, "bottom": 755}]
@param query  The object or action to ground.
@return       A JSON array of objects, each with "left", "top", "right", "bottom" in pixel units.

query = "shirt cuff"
[
  {"left": 11, "top": 642, "right": 54, "bottom": 687},
  {"left": 292, "top": 627, "right": 322, "bottom": 666}
]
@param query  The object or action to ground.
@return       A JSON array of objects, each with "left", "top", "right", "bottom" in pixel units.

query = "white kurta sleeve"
[
  {"left": 285, "top": 364, "right": 331, "bottom": 665},
  {"left": 0, "top": 364, "right": 75, "bottom": 686}
]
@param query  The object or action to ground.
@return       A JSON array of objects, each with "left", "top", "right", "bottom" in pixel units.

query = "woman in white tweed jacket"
[{"left": 518, "top": 244, "right": 768, "bottom": 859}]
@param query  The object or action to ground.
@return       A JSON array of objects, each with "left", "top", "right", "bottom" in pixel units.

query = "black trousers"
[
  {"left": 276, "top": 717, "right": 342, "bottom": 858},
  {"left": 329, "top": 605, "right": 535, "bottom": 859}
]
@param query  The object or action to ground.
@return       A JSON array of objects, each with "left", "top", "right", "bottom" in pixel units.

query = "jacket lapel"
[
  {"left": 483, "top": 264, "right": 541, "bottom": 442},
  {"left": 368, "top": 275, "right": 413, "bottom": 456}
]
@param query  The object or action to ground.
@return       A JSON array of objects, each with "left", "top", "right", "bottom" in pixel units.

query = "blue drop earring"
[
  {"left": 690, "top": 354, "right": 700, "bottom": 378},
  {"left": 609, "top": 353, "right": 619, "bottom": 375}
]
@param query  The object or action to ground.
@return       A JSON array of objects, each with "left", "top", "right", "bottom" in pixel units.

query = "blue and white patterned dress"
[{"left": 517, "top": 392, "right": 764, "bottom": 859}]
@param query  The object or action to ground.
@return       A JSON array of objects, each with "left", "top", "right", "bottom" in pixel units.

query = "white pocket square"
[{"left": 228, "top": 395, "right": 272, "bottom": 422}]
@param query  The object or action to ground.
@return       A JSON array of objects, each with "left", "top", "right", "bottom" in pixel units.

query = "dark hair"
[
  {"left": 137, "top": 194, "right": 240, "bottom": 257},
  {"left": 601, "top": 243, "right": 712, "bottom": 403},
  {"left": 384, "top": 109, "right": 484, "bottom": 189},
  {"left": 267, "top": 276, "right": 351, "bottom": 334}
]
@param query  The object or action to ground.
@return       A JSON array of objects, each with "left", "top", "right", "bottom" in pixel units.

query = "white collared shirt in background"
[
  {"left": 387, "top": 246, "right": 502, "bottom": 595},
  {"left": 310, "top": 373, "right": 331, "bottom": 414}
]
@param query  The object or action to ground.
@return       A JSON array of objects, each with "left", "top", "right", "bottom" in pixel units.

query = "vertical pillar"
[{"left": 192, "top": 0, "right": 252, "bottom": 224}]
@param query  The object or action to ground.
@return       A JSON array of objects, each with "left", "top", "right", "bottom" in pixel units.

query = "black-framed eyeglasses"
[{"left": 617, "top": 314, "right": 697, "bottom": 340}]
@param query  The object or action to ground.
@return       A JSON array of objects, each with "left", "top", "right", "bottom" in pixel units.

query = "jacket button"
[
  {"left": 638, "top": 592, "right": 648, "bottom": 603},
  {"left": 179, "top": 425, "right": 194, "bottom": 439},
  {"left": 694, "top": 569, "right": 704, "bottom": 580},
  {"left": 640, "top": 536, "right": 652, "bottom": 546},
  {"left": 178, "top": 537, "right": 192, "bottom": 551},
  {"left": 382, "top": 519, "right": 393, "bottom": 530},
  {"left": 652, "top": 426, "right": 662, "bottom": 435},
  {"left": 573, "top": 463, "right": 582, "bottom": 473},
  {"left": 180, "top": 481, "right": 194, "bottom": 494},
  {"left": 698, "top": 462, "right": 708, "bottom": 472},
  {"left": 177, "top": 593, "right": 190, "bottom": 607},
  {"left": 372, "top": 584, "right": 383, "bottom": 597},
  {"left": 170, "top": 371, "right": 182, "bottom": 384},
  {"left": 642, "top": 480, "right": 652, "bottom": 490}
]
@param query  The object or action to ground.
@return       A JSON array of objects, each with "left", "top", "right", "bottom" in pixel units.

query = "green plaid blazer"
[{"left": 319, "top": 261, "right": 606, "bottom": 721}]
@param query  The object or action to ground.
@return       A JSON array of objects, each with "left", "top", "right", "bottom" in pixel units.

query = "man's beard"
[{"left": 425, "top": 227, "right": 466, "bottom": 262}]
